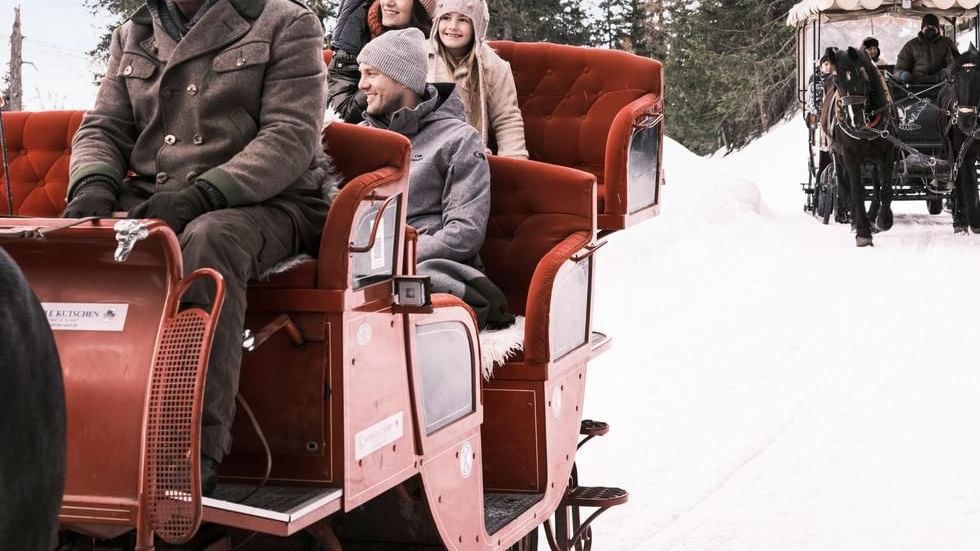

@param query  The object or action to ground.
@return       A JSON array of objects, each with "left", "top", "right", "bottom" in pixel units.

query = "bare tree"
[{"left": 4, "top": 5, "right": 23, "bottom": 111}]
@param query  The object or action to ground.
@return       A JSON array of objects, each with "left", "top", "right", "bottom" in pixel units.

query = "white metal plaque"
[
  {"left": 354, "top": 411, "right": 404, "bottom": 461},
  {"left": 41, "top": 302, "right": 129, "bottom": 332}
]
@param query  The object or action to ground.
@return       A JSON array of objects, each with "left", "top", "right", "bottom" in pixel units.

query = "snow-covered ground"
[{"left": 580, "top": 118, "right": 980, "bottom": 550}]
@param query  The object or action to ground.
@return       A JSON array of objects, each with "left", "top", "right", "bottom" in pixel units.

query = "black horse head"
[
  {"left": 826, "top": 46, "right": 888, "bottom": 129},
  {"left": 948, "top": 45, "right": 980, "bottom": 135}
]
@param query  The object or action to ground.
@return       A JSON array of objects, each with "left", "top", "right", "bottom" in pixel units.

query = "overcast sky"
[{"left": 0, "top": 0, "right": 109, "bottom": 109}]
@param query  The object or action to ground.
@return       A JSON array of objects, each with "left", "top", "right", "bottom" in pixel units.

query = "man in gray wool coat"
[{"left": 62, "top": 0, "right": 337, "bottom": 494}]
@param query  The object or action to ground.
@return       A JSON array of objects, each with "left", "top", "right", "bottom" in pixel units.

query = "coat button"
[
  {"left": 123, "top": 65, "right": 133, "bottom": 76},
  {"left": 236, "top": 57, "right": 247, "bottom": 67},
  {"left": 164, "top": 134, "right": 177, "bottom": 145},
  {"left": 192, "top": 133, "right": 204, "bottom": 145},
  {"left": 155, "top": 172, "right": 169, "bottom": 184},
  {"left": 186, "top": 83, "right": 198, "bottom": 95}
]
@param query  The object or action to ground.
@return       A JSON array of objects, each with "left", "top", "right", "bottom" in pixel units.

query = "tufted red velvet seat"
[
  {"left": 0, "top": 110, "right": 83, "bottom": 216},
  {"left": 491, "top": 41, "right": 663, "bottom": 231}
]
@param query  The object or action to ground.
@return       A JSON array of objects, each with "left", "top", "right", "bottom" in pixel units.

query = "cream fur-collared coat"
[{"left": 427, "top": 43, "right": 528, "bottom": 159}]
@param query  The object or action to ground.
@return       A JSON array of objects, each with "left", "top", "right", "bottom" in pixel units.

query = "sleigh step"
[
  {"left": 563, "top": 485, "right": 629, "bottom": 509},
  {"left": 579, "top": 419, "right": 609, "bottom": 437}
]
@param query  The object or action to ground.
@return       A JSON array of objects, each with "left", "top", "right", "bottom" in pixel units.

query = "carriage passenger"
[
  {"left": 62, "top": 0, "right": 338, "bottom": 495},
  {"left": 427, "top": 0, "right": 528, "bottom": 158},
  {"left": 357, "top": 29, "right": 514, "bottom": 329},
  {"left": 895, "top": 14, "right": 959, "bottom": 84},
  {"left": 862, "top": 36, "right": 888, "bottom": 70},
  {"left": 329, "top": 0, "right": 436, "bottom": 123},
  {"left": 805, "top": 54, "right": 834, "bottom": 128}
]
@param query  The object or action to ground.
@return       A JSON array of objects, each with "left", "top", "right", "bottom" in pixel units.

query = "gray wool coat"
[
  {"left": 362, "top": 84, "right": 491, "bottom": 264},
  {"left": 70, "top": 0, "right": 334, "bottom": 249}
]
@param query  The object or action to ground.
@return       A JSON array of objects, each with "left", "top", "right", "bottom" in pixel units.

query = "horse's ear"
[{"left": 825, "top": 47, "right": 838, "bottom": 64}]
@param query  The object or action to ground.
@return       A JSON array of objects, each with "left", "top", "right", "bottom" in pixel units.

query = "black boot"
[{"left": 202, "top": 456, "right": 219, "bottom": 497}]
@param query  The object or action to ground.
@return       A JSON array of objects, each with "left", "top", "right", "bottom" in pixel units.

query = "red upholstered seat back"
[
  {"left": 0, "top": 110, "right": 83, "bottom": 217},
  {"left": 481, "top": 156, "right": 595, "bottom": 316},
  {"left": 490, "top": 41, "right": 662, "bottom": 209}
]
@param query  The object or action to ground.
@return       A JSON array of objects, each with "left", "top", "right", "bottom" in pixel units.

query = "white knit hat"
[
  {"left": 357, "top": 28, "right": 429, "bottom": 96},
  {"left": 433, "top": 0, "right": 489, "bottom": 41}
]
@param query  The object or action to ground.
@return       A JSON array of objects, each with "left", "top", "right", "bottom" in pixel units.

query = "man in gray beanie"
[{"left": 357, "top": 29, "right": 514, "bottom": 329}]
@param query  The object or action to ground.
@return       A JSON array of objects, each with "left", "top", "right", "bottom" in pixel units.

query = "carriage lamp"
[{"left": 394, "top": 275, "right": 432, "bottom": 308}]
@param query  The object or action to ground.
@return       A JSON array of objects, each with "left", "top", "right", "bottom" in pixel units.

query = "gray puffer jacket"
[{"left": 362, "top": 84, "right": 490, "bottom": 264}]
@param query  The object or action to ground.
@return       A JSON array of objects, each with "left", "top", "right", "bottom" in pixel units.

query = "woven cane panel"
[{"left": 146, "top": 309, "right": 208, "bottom": 543}]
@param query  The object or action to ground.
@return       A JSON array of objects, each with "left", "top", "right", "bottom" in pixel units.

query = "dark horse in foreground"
[
  {"left": 0, "top": 248, "right": 65, "bottom": 549},
  {"left": 823, "top": 46, "right": 896, "bottom": 246},
  {"left": 940, "top": 46, "right": 980, "bottom": 234}
]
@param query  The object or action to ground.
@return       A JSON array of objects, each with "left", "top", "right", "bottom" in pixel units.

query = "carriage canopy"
[
  {"left": 788, "top": 0, "right": 980, "bottom": 103},
  {"left": 787, "top": 0, "right": 980, "bottom": 27}
]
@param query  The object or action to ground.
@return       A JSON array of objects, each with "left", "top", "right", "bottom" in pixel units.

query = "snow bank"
[{"left": 579, "top": 121, "right": 980, "bottom": 551}]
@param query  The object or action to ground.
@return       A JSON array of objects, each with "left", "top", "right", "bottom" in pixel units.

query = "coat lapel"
[{"left": 164, "top": 0, "right": 252, "bottom": 70}]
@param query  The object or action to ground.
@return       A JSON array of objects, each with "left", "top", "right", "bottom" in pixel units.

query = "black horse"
[
  {"left": 824, "top": 46, "right": 896, "bottom": 247},
  {"left": 0, "top": 248, "right": 65, "bottom": 549},
  {"left": 940, "top": 45, "right": 980, "bottom": 234}
]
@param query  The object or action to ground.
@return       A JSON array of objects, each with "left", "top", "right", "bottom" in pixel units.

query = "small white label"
[
  {"left": 551, "top": 387, "right": 562, "bottom": 419},
  {"left": 460, "top": 440, "right": 474, "bottom": 479},
  {"left": 355, "top": 411, "right": 404, "bottom": 461},
  {"left": 356, "top": 323, "right": 373, "bottom": 346},
  {"left": 42, "top": 302, "right": 129, "bottom": 332},
  {"left": 370, "top": 217, "right": 386, "bottom": 270}
]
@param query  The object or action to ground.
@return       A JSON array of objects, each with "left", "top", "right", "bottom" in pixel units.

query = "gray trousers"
[
  {"left": 118, "top": 189, "right": 301, "bottom": 462},
  {"left": 179, "top": 207, "right": 298, "bottom": 463}
]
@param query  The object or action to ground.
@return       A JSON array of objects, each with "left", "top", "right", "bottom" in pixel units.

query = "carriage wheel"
[
  {"left": 507, "top": 528, "right": 539, "bottom": 551},
  {"left": 815, "top": 163, "right": 836, "bottom": 224},
  {"left": 927, "top": 198, "right": 944, "bottom": 215}
]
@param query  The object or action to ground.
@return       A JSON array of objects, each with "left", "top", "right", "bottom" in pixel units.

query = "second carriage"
[{"left": 790, "top": 0, "right": 980, "bottom": 223}]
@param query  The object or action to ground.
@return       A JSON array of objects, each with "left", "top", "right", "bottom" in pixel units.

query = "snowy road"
[{"left": 579, "top": 120, "right": 980, "bottom": 550}]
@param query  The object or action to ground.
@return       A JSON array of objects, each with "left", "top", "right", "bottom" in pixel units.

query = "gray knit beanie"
[{"left": 357, "top": 28, "right": 428, "bottom": 96}]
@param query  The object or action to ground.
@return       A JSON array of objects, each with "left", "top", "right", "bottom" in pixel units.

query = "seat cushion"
[{"left": 251, "top": 256, "right": 317, "bottom": 289}]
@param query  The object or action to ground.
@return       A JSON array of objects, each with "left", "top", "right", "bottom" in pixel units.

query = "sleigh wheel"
[{"left": 507, "top": 527, "right": 539, "bottom": 551}]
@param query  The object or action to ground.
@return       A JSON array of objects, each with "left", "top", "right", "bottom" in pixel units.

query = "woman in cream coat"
[{"left": 427, "top": 0, "right": 528, "bottom": 158}]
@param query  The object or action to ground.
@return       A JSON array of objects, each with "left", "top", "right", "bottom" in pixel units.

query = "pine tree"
[
  {"left": 664, "top": 0, "right": 796, "bottom": 154},
  {"left": 487, "top": 0, "right": 591, "bottom": 45}
]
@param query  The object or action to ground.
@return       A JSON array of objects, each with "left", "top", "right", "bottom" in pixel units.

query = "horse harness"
[{"left": 944, "top": 62, "right": 980, "bottom": 184}]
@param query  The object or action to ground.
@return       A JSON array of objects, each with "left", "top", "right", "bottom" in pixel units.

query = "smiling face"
[
  {"left": 381, "top": 0, "right": 415, "bottom": 29},
  {"left": 358, "top": 64, "right": 418, "bottom": 117},
  {"left": 438, "top": 12, "right": 475, "bottom": 58}
]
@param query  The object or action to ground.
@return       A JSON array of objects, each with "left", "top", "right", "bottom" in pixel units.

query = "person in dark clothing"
[
  {"left": 327, "top": 0, "right": 435, "bottom": 123},
  {"left": 62, "top": 0, "right": 338, "bottom": 495},
  {"left": 862, "top": 36, "right": 886, "bottom": 67},
  {"left": 806, "top": 53, "right": 835, "bottom": 174},
  {"left": 895, "top": 13, "right": 959, "bottom": 84}
]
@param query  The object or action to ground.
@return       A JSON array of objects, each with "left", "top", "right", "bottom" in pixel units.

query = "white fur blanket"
[{"left": 479, "top": 316, "right": 524, "bottom": 379}]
